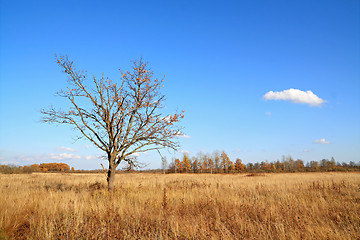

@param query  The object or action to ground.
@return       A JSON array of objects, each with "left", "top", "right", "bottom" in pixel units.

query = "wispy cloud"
[
  {"left": 50, "top": 153, "right": 81, "bottom": 160},
  {"left": 179, "top": 134, "right": 190, "bottom": 138},
  {"left": 175, "top": 131, "right": 190, "bottom": 138},
  {"left": 265, "top": 111, "right": 271, "bottom": 116},
  {"left": 263, "top": 88, "right": 326, "bottom": 107},
  {"left": 1, "top": 153, "right": 83, "bottom": 166},
  {"left": 56, "top": 146, "right": 78, "bottom": 152},
  {"left": 313, "top": 138, "right": 330, "bottom": 144}
]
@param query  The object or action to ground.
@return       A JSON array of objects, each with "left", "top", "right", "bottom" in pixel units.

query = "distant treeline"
[
  {"left": 163, "top": 151, "right": 360, "bottom": 174},
  {"left": 1, "top": 151, "right": 359, "bottom": 174},
  {"left": 0, "top": 163, "right": 136, "bottom": 174},
  {"left": 0, "top": 163, "right": 73, "bottom": 174}
]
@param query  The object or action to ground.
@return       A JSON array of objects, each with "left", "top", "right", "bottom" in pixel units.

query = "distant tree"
[
  {"left": 41, "top": 56, "right": 184, "bottom": 191},
  {"left": 275, "top": 160, "right": 283, "bottom": 171},
  {"left": 341, "top": 162, "right": 349, "bottom": 169},
  {"left": 295, "top": 159, "right": 304, "bottom": 171},
  {"left": 270, "top": 163, "right": 276, "bottom": 172},
  {"left": 228, "top": 160, "right": 235, "bottom": 172},
  {"left": 253, "top": 162, "right": 260, "bottom": 171},
  {"left": 175, "top": 158, "right": 182, "bottom": 173},
  {"left": 167, "top": 160, "right": 175, "bottom": 173},
  {"left": 191, "top": 157, "right": 199, "bottom": 173},
  {"left": 182, "top": 154, "right": 191, "bottom": 173},
  {"left": 197, "top": 152, "right": 208, "bottom": 173},
  {"left": 208, "top": 157, "right": 214, "bottom": 174},
  {"left": 310, "top": 161, "right": 319, "bottom": 170},
  {"left": 247, "top": 162, "right": 254, "bottom": 171},
  {"left": 30, "top": 164, "right": 40, "bottom": 172},
  {"left": 60, "top": 163, "right": 70, "bottom": 171},
  {"left": 288, "top": 156, "right": 295, "bottom": 171},
  {"left": 22, "top": 166, "right": 33, "bottom": 174},
  {"left": 201, "top": 157, "right": 208, "bottom": 173},
  {"left": 220, "top": 151, "right": 231, "bottom": 173},
  {"left": 235, "top": 158, "right": 245, "bottom": 172},
  {"left": 329, "top": 157, "right": 336, "bottom": 170},
  {"left": 261, "top": 161, "right": 271, "bottom": 172},
  {"left": 213, "top": 151, "right": 220, "bottom": 173},
  {"left": 320, "top": 159, "right": 328, "bottom": 169}
]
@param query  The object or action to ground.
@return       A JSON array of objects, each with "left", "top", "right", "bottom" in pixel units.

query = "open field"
[{"left": 0, "top": 172, "right": 359, "bottom": 239}]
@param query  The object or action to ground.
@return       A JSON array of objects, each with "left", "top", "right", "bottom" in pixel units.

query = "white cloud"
[
  {"left": 313, "top": 138, "right": 330, "bottom": 144},
  {"left": 85, "top": 155, "right": 97, "bottom": 160},
  {"left": 56, "top": 146, "right": 78, "bottom": 152},
  {"left": 179, "top": 134, "right": 190, "bottom": 138},
  {"left": 265, "top": 111, "right": 271, "bottom": 116},
  {"left": 175, "top": 131, "right": 190, "bottom": 138},
  {"left": 263, "top": 88, "right": 326, "bottom": 107},
  {"left": 50, "top": 153, "right": 81, "bottom": 160}
]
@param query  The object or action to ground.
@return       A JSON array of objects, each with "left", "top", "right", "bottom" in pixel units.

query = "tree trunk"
[{"left": 107, "top": 167, "right": 116, "bottom": 191}]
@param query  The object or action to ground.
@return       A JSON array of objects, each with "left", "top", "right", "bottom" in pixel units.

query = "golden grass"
[{"left": 0, "top": 172, "right": 359, "bottom": 239}]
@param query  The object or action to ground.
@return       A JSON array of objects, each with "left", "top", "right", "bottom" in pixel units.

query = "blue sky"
[{"left": 0, "top": 0, "right": 359, "bottom": 169}]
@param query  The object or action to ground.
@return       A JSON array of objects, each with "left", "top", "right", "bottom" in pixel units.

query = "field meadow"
[{"left": 0, "top": 172, "right": 359, "bottom": 239}]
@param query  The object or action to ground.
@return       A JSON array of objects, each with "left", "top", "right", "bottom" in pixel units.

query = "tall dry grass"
[{"left": 0, "top": 172, "right": 359, "bottom": 239}]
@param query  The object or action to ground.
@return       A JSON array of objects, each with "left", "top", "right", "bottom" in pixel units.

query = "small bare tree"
[
  {"left": 161, "top": 156, "right": 167, "bottom": 174},
  {"left": 41, "top": 55, "right": 184, "bottom": 191}
]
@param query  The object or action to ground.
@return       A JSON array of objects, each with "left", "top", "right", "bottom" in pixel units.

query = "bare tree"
[
  {"left": 41, "top": 55, "right": 184, "bottom": 191},
  {"left": 161, "top": 156, "right": 167, "bottom": 174}
]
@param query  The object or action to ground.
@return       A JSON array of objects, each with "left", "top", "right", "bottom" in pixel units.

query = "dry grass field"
[{"left": 0, "top": 172, "right": 359, "bottom": 239}]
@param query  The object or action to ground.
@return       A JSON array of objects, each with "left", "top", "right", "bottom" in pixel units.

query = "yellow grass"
[{"left": 0, "top": 172, "right": 359, "bottom": 239}]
